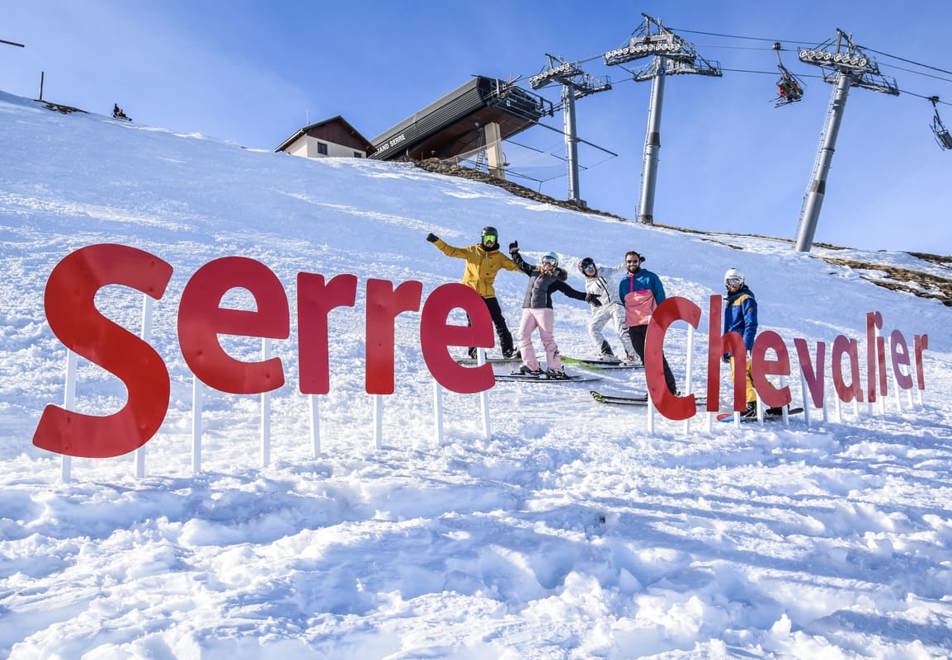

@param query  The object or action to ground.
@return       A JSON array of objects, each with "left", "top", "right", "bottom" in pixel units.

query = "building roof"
[{"left": 275, "top": 116, "right": 375, "bottom": 154}]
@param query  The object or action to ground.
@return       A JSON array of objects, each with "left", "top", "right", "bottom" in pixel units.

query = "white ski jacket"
[{"left": 580, "top": 263, "right": 626, "bottom": 308}]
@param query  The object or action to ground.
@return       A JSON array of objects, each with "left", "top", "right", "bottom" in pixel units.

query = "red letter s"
[{"left": 33, "top": 244, "right": 173, "bottom": 458}]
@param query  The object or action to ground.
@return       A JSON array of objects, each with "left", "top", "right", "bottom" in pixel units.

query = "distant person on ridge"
[
  {"left": 722, "top": 268, "right": 766, "bottom": 419},
  {"left": 112, "top": 103, "right": 130, "bottom": 121},
  {"left": 571, "top": 256, "right": 637, "bottom": 363},
  {"left": 510, "top": 244, "right": 600, "bottom": 378},
  {"left": 426, "top": 226, "right": 521, "bottom": 359},
  {"left": 619, "top": 250, "right": 677, "bottom": 393}
]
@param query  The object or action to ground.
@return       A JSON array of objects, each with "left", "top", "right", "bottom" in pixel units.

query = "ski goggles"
[
  {"left": 482, "top": 234, "right": 497, "bottom": 244},
  {"left": 541, "top": 256, "right": 558, "bottom": 267},
  {"left": 725, "top": 277, "right": 743, "bottom": 287}
]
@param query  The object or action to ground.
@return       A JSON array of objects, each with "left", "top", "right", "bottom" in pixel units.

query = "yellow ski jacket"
[{"left": 433, "top": 239, "right": 521, "bottom": 298}]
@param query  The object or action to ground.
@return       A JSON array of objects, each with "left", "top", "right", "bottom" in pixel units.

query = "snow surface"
[{"left": 1, "top": 90, "right": 951, "bottom": 658}]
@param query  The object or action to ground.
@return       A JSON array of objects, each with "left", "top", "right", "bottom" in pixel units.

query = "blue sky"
[{"left": 3, "top": 0, "right": 950, "bottom": 253}]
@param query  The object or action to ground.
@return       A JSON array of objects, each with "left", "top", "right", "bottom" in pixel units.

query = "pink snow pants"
[{"left": 518, "top": 308, "right": 561, "bottom": 371}]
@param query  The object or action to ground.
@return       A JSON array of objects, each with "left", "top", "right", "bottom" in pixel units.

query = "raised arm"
[
  {"left": 552, "top": 279, "right": 589, "bottom": 302},
  {"left": 427, "top": 233, "right": 469, "bottom": 259},
  {"left": 509, "top": 245, "right": 536, "bottom": 276}
]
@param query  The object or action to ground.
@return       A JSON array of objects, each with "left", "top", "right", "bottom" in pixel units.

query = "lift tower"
[
  {"left": 794, "top": 29, "right": 898, "bottom": 252},
  {"left": 603, "top": 14, "right": 720, "bottom": 224},
  {"left": 529, "top": 54, "right": 611, "bottom": 205}
]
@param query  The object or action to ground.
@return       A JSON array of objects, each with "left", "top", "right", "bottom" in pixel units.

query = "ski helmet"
[
  {"left": 724, "top": 268, "right": 745, "bottom": 287},
  {"left": 579, "top": 257, "right": 597, "bottom": 274},
  {"left": 540, "top": 252, "right": 559, "bottom": 268},
  {"left": 480, "top": 226, "right": 499, "bottom": 249}
]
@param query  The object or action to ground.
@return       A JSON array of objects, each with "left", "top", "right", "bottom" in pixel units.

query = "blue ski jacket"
[
  {"left": 723, "top": 285, "right": 758, "bottom": 351},
  {"left": 618, "top": 268, "right": 666, "bottom": 327}
]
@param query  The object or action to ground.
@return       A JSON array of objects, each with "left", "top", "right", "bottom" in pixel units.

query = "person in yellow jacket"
[{"left": 427, "top": 226, "right": 521, "bottom": 358}]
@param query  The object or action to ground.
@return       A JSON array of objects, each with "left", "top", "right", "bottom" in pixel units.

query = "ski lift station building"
[
  {"left": 369, "top": 76, "right": 552, "bottom": 165},
  {"left": 275, "top": 76, "right": 551, "bottom": 177}
]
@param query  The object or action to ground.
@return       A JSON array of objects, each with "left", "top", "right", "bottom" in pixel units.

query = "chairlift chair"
[
  {"left": 929, "top": 96, "right": 952, "bottom": 150},
  {"left": 772, "top": 42, "right": 804, "bottom": 108}
]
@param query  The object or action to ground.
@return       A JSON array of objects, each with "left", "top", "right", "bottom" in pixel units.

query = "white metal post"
[
  {"left": 780, "top": 375, "right": 789, "bottom": 426},
  {"left": 683, "top": 325, "right": 694, "bottom": 435},
  {"left": 478, "top": 349, "right": 491, "bottom": 439},
  {"left": 648, "top": 389, "right": 655, "bottom": 434},
  {"left": 819, "top": 379, "right": 828, "bottom": 424},
  {"left": 373, "top": 395, "right": 383, "bottom": 450},
  {"left": 309, "top": 395, "right": 321, "bottom": 458},
  {"left": 890, "top": 356, "right": 902, "bottom": 413},
  {"left": 260, "top": 338, "right": 271, "bottom": 467},
  {"left": 134, "top": 295, "right": 153, "bottom": 478},
  {"left": 756, "top": 397, "right": 764, "bottom": 426},
  {"left": 800, "top": 372, "right": 811, "bottom": 428},
  {"left": 432, "top": 379, "right": 444, "bottom": 446},
  {"left": 61, "top": 349, "right": 77, "bottom": 482},
  {"left": 834, "top": 377, "right": 843, "bottom": 423},
  {"left": 191, "top": 374, "right": 202, "bottom": 474}
]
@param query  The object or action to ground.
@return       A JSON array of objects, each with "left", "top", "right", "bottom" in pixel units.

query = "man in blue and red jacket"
[
  {"left": 722, "top": 268, "right": 759, "bottom": 417},
  {"left": 618, "top": 251, "right": 677, "bottom": 393}
]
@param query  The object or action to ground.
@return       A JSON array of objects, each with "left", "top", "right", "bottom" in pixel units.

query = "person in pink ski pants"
[{"left": 508, "top": 243, "right": 600, "bottom": 378}]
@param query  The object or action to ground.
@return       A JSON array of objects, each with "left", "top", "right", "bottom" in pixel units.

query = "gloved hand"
[
  {"left": 508, "top": 241, "right": 519, "bottom": 255},
  {"left": 722, "top": 352, "right": 731, "bottom": 364},
  {"left": 426, "top": 233, "right": 439, "bottom": 243},
  {"left": 586, "top": 293, "right": 602, "bottom": 307},
  {"left": 556, "top": 267, "right": 568, "bottom": 281}
]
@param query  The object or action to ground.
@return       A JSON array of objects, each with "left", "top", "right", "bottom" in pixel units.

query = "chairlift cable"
[
  {"left": 666, "top": 27, "right": 816, "bottom": 45},
  {"left": 856, "top": 45, "right": 952, "bottom": 77},
  {"left": 878, "top": 62, "right": 952, "bottom": 86}
]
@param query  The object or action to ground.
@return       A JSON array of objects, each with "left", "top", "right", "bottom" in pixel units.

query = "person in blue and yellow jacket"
[
  {"left": 722, "top": 268, "right": 759, "bottom": 417},
  {"left": 618, "top": 250, "right": 677, "bottom": 393}
]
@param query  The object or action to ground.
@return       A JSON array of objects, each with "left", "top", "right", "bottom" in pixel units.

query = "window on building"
[
  {"left": 354, "top": 151, "right": 362, "bottom": 158},
  {"left": 317, "top": 142, "right": 328, "bottom": 155}
]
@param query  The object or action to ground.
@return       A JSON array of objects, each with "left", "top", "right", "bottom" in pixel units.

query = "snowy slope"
[{"left": 1, "top": 90, "right": 951, "bottom": 658}]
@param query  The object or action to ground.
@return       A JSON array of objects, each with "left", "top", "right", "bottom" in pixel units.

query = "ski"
[
  {"left": 590, "top": 390, "right": 648, "bottom": 406},
  {"left": 562, "top": 356, "right": 643, "bottom": 370},
  {"left": 495, "top": 372, "right": 601, "bottom": 383},
  {"left": 716, "top": 407, "right": 805, "bottom": 423},
  {"left": 456, "top": 356, "right": 522, "bottom": 365}
]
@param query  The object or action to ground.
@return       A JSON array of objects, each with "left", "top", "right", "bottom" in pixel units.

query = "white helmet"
[{"left": 724, "top": 268, "right": 745, "bottom": 286}]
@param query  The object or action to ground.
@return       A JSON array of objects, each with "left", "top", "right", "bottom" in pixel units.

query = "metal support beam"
[
  {"left": 561, "top": 85, "right": 580, "bottom": 203},
  {"left": 484, "top": 122, "right": 505, "bottom": 180},
  {"left": 638, "top": 57, "right": 665, "bottom": 225},
  {"left": 795, "top": 72, "right": 851, "bottom": 252}
]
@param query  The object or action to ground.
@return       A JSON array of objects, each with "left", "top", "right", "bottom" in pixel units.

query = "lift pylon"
[
  {"left": 529, "top": 54, "right": 611, "bottom": 205},
  {"left": 794, "top": 29, "right": 899, "bottom": 252},
  {"left": 602, "top": 14, "right": 721, "bottom": 224}
]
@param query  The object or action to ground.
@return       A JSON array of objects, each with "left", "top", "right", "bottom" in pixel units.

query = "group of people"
[{"left": 427, "top": 226, "right": 765, "bottom": 418}]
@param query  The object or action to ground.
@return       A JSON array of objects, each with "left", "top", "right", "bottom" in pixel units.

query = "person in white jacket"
[{"left": 574, "top": 256, "right": 638, "bottom": 363}]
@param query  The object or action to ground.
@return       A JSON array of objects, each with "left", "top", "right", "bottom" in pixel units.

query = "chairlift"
[
  {"left": 929, "top": 96, "right": 952, "bottom": 150},
  {"left": 772, "top": 42, "right": 804, "bottom": 108}
]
